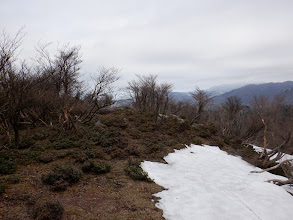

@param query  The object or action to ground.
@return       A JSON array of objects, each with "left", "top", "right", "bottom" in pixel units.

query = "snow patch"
[
  {"left": 142, "top": 145, "right": 293, "bottom": 220},
  {"left": 252, "top": 145, "right": 293, "bottom": 162}
]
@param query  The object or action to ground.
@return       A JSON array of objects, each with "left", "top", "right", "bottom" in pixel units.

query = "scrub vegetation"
[{"left": 1, "top": 30, "right": 292, "bottom": 219}]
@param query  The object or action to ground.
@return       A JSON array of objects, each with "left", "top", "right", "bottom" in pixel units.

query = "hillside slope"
[{"left": 1, "top": 109, "right": 242, "bottom": 219}]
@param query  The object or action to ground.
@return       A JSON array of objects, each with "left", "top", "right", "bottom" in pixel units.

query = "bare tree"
[
  {"left": 80, "top": 67, "right": 120, "bottom": 122},
  {"left": 249, "top": 94, "right": 293, "bottom": 168},
  {"left": 128, "top": 74, "right": 157, "bottom": 111},
  {"left": 34, "top": 43, "right": 83, "bottom": 130},
  {"left": 36, "top": 43, "right": 82, "bottom": 95},
  {"left": 127, "top": 74, "right": 173, "bottom": 121},
  {"left": 249, "top": 95, "right": 272, "bottom": 159},
  {"left": 0, "top": 30, "right": 41, "bottom": 146},
  {"left": 0, "top": 29, "right": 29, "bottom": 146},
  {"left": 239, "top": 108, "right": 264, "bottom": 142},
  {"left": 54, "top": 45, "right": 82, "bottom": 97},
  {"left": 222, "top": 96, "right": 243, "bottom": 138},
  {"left": 0, "top": 29, "right": 24, "bottom": 73},
  {"left": 190, "top": 87, "right": 213, "bottom": 124}
]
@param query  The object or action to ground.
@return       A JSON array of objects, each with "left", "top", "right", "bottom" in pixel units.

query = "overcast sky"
[{"left": 1, "top": 0, "right": 293, "bottom": 91}]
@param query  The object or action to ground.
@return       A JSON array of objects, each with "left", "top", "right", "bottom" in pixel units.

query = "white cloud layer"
[{"left": 1, "top": 0, "right": 293, "bottom": 91}]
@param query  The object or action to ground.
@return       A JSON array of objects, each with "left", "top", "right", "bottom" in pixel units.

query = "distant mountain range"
[
  {"left": 213, "top": 81, "right": 293, "bottom": 105},
  {"left": 169, "top": 92, "right": 194, "bottom": 103},
  {"left": 207, "top": 83, "right": 247, "bottom": 96},
  {"left": 116, "top": 81, "right": 293, "bottom": 107},
  {"left": 170, "top": 81, "right": 293, "bottom": 106}
]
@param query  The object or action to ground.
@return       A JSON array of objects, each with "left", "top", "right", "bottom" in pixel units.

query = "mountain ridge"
[
  {"left": 170, "top": 81, "right": 293, "bottom": 105},
  {"left": 213, "top": 81, "right": 293, "bottom": 105}
]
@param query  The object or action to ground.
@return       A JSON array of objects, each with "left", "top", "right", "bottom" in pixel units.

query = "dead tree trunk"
[{"left": 251, "top": 159, "right": 293, "bottom": 186}]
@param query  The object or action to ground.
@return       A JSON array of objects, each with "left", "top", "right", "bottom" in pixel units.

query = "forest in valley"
[{"left": 1, "top": 30, "right": 293, "bottom": 219}]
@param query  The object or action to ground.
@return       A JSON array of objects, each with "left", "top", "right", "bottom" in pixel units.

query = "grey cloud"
[
  {"left": 1, "top": 0, "right": 293, "bottom": 91},
  {"left": 134, "top": 51, "right": 197, "bottom": 65}
]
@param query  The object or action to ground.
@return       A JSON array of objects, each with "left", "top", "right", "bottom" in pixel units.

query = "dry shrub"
[
  {"left": 0, "top": 152, "right": 17, "bottom": 174},
  {"left": 32, "top": 200, "right": 64, "bottom": 220},
  {"left": 82, "top": 160, "right": 111, "bottom": 174},
  {"left": 41, "top": 164, "right": 82, "bottom": 191}
]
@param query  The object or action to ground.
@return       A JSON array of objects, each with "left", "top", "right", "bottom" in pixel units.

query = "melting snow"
[
  {"left": 141, "top": 145, "right": 293, "bottom": 220},
  {"left": 252, "top": 145, "right": 293, "bottom": 162}
]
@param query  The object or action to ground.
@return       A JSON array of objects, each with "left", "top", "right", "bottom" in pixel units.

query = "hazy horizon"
[{"left": 1, "top": 0, "right": 293, "bottom": 92}]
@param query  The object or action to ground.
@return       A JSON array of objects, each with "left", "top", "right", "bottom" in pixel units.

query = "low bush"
[
  {"left": 137, "top": 123, "right": 156, "bottom": 132},
  {"left": 32, "top": 200, "right": 64, "bottom": 220},
  {"left": 32, "top": 131, "right": 49, "bottom": 140},
  {"left": 125, "top": 159, "right": 152, "bottom": 182},
  {"left": 73, "top": 149, "right": 97, "bottom": 163},
  {"left": 175, "top": 120, "right": 192, "bottom": 133},
  {"left": 73, "top": 152, "right": 88, "bottom": 163},
  {"left": 93, "top": 126, "right": 122, "bottom": 148},
  {"left": 211, "top": 136, "right": 225, "bottom": 149},
  {"left": 82, "top": 160, "right": 111, "bottom": 174},
  {"left": 84, "top": 121, "right": 95, "bottom": 127},
  {"left": 31, "top": 142, "right": 48, "bottom": 151},
  {"left": 0, "top": 158, "right": 17, "bottom": 174},
  {"left": 100, "top": 113, "right": 127, "bottom": 128},
  {"left": 3, "top": 192, "right": 34, "bottom": 205},
  {"left": 41, "top": 165, "right": 82, "bottom": 191},
  {"left": 39, "top": 153, "right": 55, "bottom": 164},
  {"left": 127, "top": 146, "right": 141, "bottom": 156},
  {"left": 0, "top": 182, "right": 6, "bottom": 195},
  {"left": 18, "top": 138, "right": 35, "bottom": 149},
  {"left": 74, "top": 139, "right": 95, "bottom": 150},
  {"left": 164, "top": 139, "right": 176, "bottom": 147},
  {"left": 20, "top": 150, "right": 41, "bottom": 164},
  {"left": 104, "top": 147, "right": 125, "bottom": 159},
  {"left": 5, "top": 175, "right": 20, "bottom": 184},
  {"left": 192, "top": 137, "right": 203, "bottom": 145},
  {"left": 146, "top": 144, "right": 162, "bottom": 154},
  {"left": 52, "top": 179, "right": 69, "bottom": 192},
  {"left": 50, "top": 138, "right": 74, "bottom": 150},
  {"left": 8, "top": 138, "right": 34, "bottom": 150},
  {"left": 85, "top": 148, "right": 97, "bottom": 158},
  {"left": 56, "top": 151, "right": 73, "bottom": 159},
  {"left": 128, "top": 128, "right": 142, "bottom": 139}
]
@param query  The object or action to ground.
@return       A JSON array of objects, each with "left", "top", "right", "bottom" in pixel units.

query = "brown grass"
[{"left": 1, "top": 158, "right": 164, "bottom": 219}]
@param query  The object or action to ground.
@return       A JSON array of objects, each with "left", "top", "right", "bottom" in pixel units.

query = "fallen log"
[{"left": 251, "top": 159, "right": 293, "bottom": 173}]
